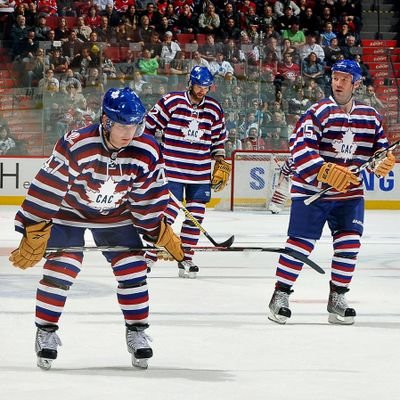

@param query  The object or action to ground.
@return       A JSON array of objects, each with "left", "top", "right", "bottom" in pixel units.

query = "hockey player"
[
  {"left": 9, "top": 87, "right": 184, "bottom": 370},
  {"left": 268, "top": 59, "right": 396, "bottom": 325},
  {"left": 144, "top": 66, "right": 230, "bottom": 278}
]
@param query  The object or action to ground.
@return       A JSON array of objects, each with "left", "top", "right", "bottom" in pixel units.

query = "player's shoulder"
[
  {"left": 131, "top": 133, "right": 162, "bottom": 155},
  {"left": 61, "top": 123, "right": 100, "bottom": 149}
]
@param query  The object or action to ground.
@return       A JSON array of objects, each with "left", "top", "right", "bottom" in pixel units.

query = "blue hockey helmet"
[
  {"left": 331, "top": 59, "right": 362, "bottom": 83},
  {"left": 102, "top": 87, "right": 146, "bottom": 125},
  {"left": 189, "top": 66, "right": 214, "bottom": 87}
]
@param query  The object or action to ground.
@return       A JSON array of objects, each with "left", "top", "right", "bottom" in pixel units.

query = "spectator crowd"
[{"left": 0, "top": 0, "right": 376, "bottom": 156}]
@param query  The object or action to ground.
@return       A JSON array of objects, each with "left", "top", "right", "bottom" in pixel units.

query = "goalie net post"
[{"left": 214, "top": 150, "right": 290, "bottom": 211}]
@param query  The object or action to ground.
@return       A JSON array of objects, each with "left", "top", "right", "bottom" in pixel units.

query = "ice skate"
[
  {"left": 268, "top": 286, "right": 293, "bottom": 324},
  {"left": 327, "top": 282, "right": 356, "bottom": 325},
  {"left": 126, "top": 326, "right": 153, "bottom": 369},
  {"left": 35, "top": 326, "right": 62, "bottom": 370},
  {"left": 178, "top": 260, "right": 199, "bottom": 279}
]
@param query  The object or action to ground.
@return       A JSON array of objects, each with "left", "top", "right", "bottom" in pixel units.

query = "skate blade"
[
  {"left": 37, "top": 357, "right": 53, "bottom": 370},
  {"left": 268, "top": 312, "right": 288, "bottom": 325},
  {"left": 328, "top": 313, "right": 355, "bottom": 325},
  {"left": 178, "top": 269, "right": 197, "bottom": 279},
  {"left": 132, "top": 357, "right": 149, "bottom": 369}
]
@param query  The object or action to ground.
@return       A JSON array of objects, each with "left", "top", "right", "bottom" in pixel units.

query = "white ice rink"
[{"left": 0, "top": 206, "right": 399, "bottom": 400}]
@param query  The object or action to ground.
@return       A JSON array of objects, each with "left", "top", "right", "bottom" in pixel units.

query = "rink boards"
[{"left": 0, "top": 157, "right": 400, "bottom": 209}]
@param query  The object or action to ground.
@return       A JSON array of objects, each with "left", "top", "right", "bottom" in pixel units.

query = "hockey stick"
[
  {"left": 168, "top": 191, "right": 234, "bottom": 248},
  {"left": 304, "top": 139, "right": 400, "bottom": 206},
  {"left": 46, "top": 245, "right": 324, "bottom": 274}
]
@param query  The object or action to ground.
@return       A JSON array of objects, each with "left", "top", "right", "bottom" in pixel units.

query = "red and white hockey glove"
[{"left": 211, "top": 159, "right": 232, "bottom": 192}]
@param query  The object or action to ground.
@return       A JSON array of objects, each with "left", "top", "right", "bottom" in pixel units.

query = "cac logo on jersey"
[
  {"left": 332, "top": 129, "right": 357, "bottom": 161},
  {"left": 86, "top": 178, "right": 125, "bottom": 212},
  {"left": 182, "top": 119, "right": 203, "bottom": 142}
]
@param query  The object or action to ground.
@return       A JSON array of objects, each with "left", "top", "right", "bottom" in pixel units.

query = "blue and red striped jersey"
[
  {"left": 144, "top": 91, "right": 227, "bottom": 183},
  {"left": 290, "top": 96, "right": 389, "bottom": 200},
  {"left": 15, "top": 124, "right": 169, "bottom": 234}
]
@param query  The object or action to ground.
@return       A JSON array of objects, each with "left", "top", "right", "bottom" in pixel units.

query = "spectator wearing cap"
[
  {"left": 274, "top": 1, "right": 300, "bottom": 18},
  {"left": 160, "top": 31, "right": 181, "bottom": 65}
]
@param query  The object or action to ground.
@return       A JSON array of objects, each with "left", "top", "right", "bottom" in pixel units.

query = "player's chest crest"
[
  {"left": 86, "top": 177, "right": 126, "bottom": 212},
  {"left": 182, "top": 118, "right": 204, "bottom": 143},
  {"left": 332, "top": 128, "right": 357, "bottom": 161}
]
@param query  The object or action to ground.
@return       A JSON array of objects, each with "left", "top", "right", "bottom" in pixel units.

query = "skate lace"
[
  {"left": 127, "top": 330, "right": 152, "bottom": 351},
  {"left": 37, "top": 329, "right": 62, "bottom": 351},
  {"left": 329, "top": 292, "right": 349, "bottom": 313},
  {"left": 271, "top": 290, "right": 289, "bottom": 311},
  {"left": 181, "top": 260, "right": 196, "bottom": 269}
]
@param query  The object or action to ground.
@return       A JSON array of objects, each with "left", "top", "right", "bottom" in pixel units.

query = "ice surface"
[{"left": 0, "top": 206, "right": 399, "bottom": 400}]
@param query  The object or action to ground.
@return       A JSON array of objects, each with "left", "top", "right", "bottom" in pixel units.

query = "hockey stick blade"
[
  {"left": 305, "top": 139, "right": 400, "bottom": 206},
  {"left": 46, "top": 245, "right": 324, "bottom": 274},
  {"left": 168, "top": 190, "right": 234, "bottom": 247}
]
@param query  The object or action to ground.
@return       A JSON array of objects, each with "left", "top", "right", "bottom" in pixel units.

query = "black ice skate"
[
  {"left": 178, "top": 260, "right": 199, "bottom": 279},
  {"left": 327, "top": 282, "right": 356, "bottom": 325},
  {"left": 268, "top": 285, "right": 293, "bottom": 324},
  {"left": 35, "top": 326, "right": 62, "bottom": 370},
  {"left": 126, "top": 325, "right": 153, "bottom": 369}
]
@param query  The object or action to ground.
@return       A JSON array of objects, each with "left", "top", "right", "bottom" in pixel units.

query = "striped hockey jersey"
[
  {"left": 14, "top": 124, "right": 169, "bottom": 234},
  {"left": 144, "top": 91, "right": 227, "bottom": 183},
  {"left": 290, "top": 96, "right": 389, "bottom": 200}
]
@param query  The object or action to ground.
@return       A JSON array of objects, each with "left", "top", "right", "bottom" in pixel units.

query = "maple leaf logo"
[
  {"left": 332, "top": 128, "right": 357, "bottom": 161},
  {"left": 86, "top": 178, "right": 125, "bottom": 211}
]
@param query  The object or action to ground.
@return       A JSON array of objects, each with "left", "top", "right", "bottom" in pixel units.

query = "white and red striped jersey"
[
  {"left": 14, "top": 124, "right": 169, "bottom": 235},
  {"left": 144, "top": 91, "right": 227, "bottom": 184},
  {"left": 290, "top": 96, "right": 389, "bottom": 200}
]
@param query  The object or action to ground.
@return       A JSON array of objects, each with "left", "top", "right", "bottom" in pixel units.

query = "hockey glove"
[
  {"left": 317, "top": 162, "right": 359, "bottom": 193},
  {"left": 9, "top": 221, "right": 52, "bottom": 269},
  {"left": 155, "top": 219, "right": 184, "bottom": 262},
  {"left": 211, "top": 159, "right": 232, "bottom": 192},
  {"left": 372, "top": 150, "right": 395, "bottom": 177}
]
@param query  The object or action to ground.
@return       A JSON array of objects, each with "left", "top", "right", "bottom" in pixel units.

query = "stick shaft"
[{"left": 46, "top": 245, "right": 324, "bottom": 274}]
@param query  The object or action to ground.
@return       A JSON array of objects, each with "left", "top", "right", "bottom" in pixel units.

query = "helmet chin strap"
[{"left": 101, "top": 119, "right": 123, "bottom": 152}]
